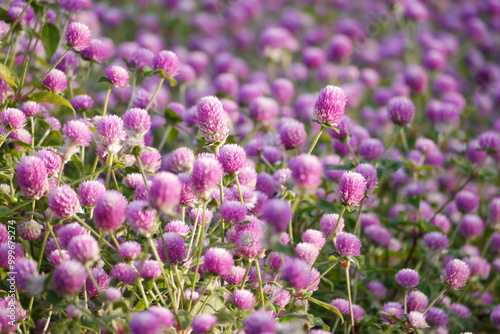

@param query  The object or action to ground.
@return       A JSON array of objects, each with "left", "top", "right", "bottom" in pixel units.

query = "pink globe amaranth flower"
[
  {"left": 222, "top": 265, "right": 246, "bottom": 286},
  {"left": 490, "top": 198, "right": 500, "bottom": 227},
  {"left": 281, "top": 258, "right": 312, "bottom": 290},
  {"left": 111, "top": 262, "right": 137, "bottom": 284},
  {"left": 336, "top": 171, "right": 367, "bottom": 207},
  {"left": 220, "top": 200, "right": 247, "bottom": 224},
  {"left": 423, "top": 232, "right": 449, "bottom": 251},
  {"left": 416, "top": 137, "right": 437, "bottom": 155},
  {"left": 455, "top": 190, "right": 479, "bottom": 213},
  {"left": 66, "top": 304, "right": 82, "bottom": 319},
  {"left": 359, "top": 138, "right": 384, "bottom": 161},
  {"left": 407, "top": 290, "right": 428, "bottom": 312},
  {"left": 20, "top": 101, "right": 39, "bottom": 117},
  {"left": 128, "top": 47, "right": 154, "bottom": 71},
  {"left": 249, "top": 96, "right": 280, "bottom": 123},
  {"left": 52, "top": 260, "right": 87, "bottom": 298},
  {"left": 302, "top": 229, "right": 326, "bottom": 249},
  {"left": 35, "top": 148, "right": 62, "bottom": 176},
  {"left": 96, "top": 115, "right": 126, "bottom": 153},
  {"left": 8, "top": 128, "right": 32, "bottom": 151},
  {"left": 196, "top": 96, "right": 229, "bottom": 145},
  {"left": 125, "top": 173, "right": 144, "bottom": 189},
  {"left": 444, "top": 259, "right": 471, "bottom": 290},
  {"left": 408, "top": 311, "right": 426, "bottom": 328},
  {"left": 149, "top": 306, "right": 175, "bottom": 328},
  {"left": 245, "top": 310, "right": 276, "bottom": 334},
  {"left": 381, "top": 302, "right": 404, "bottom": 324},
  {"left": 153, "top": 50, "right": 180, "bottom": 77},
  {"left": 130, "top": 311, "right": 160, "bottom": 334},
  {"left": 191, "top": 155, "right": 224, "bottom": 201},
  {"left": 138, "top": 260, "right": 161, "bottom": 280},
  {"left": 302, "top": 46, "right": 326, "bottom": 69},
  {"left": 404, "top": 64, "right": 428, "bottom": 94},
  {"left": 163, "top": 147, "right": 195, "bottom": 174},
  {"left": 289, "top": 154, "right": 323, "bottom": 194},
  {"left": 13, "top": 258, "right": 38, "bottom": 291},
  {"left": 395, "top": 268, "right": 420, "bottom": 289},
  {"left": 279, "top": 119, "right": 306, "bottom": 150},
  {"left": 232, "top": 289, "right": 256, "bottom": 309},
  {"left": 148, "top": 171, "right": 181, "bottom": 215},
  {"left": 425, "top": 307, "right": 448, "bottom": 327},
  {"left": 178, "top": 173, "right": 196, "bottom": 206},
  {"left": 354, "top": 163, "right": 378, "bottom": 194},
  {"left": 214, "top": 73, "right": 239, "bottom": 98},
  {"left": 450, "top": 303, "right": 472, "bottom": 318},
  {"left": 8, "top": 1, "right": 35, "bottom": 25},
  {"left": 491, "top": 305, "right": 500, "bottom": 330},
  {"left": 271, "top": 78, "right": 295, "bottom": 106},
  {"left": 94, "top": 190, "right": 127, "bottom": 233},
  {"left": 140, "top": 147, "right": 162, "bottom": 173},
  {"left": 236, "top": 229, "right": 263, "bottom": 259},
  {"left": 126, "top": 200, "right": 157, "bottom": 236},
  {"left": 365, "top": 225, "right": 393, "bottom": 247},
  {"left": 81, "top": 39, "right": 108, "bottom": 64},
  {"left": 217, "top": 144, "right": 247, "bottom": 174},
  {"left": 478, "top": 131, "right": 500, "bottom": 153},
  {"left": 42, "top": 68, "right": 68, "bottom": 93},
  {"left": 16, "top": 156, "right": 49, "bottom": 200},
  {"left": 135, "top": 181, "right": 151, "bottom": 201},
  {"left": 0, "top": 108, "right": 26, "bottom": 130},
  {"left": 192, "top": 314, "right": 217, "bottom": 334},
  {"left": 335, "top": 232, "right": 362, "bottom": 257},
  {"left": 204, "top": 247, "right": 234, "bottom": 276},
  {"left": 0, "top": 242, "right": 23, "bottom": 268},
  {"left": 48, "top": 185, "right": 80, "bottom": 218},
  {"left": 106, "top": 65, "right": 129, "bottom": 87},
  {"left": 78, "top": 180, "right": 106, "bottom": 207},
  {"left": 63, "top": 120, "right": 93, "bottom": 146},
  {"left": 313, "top": 85, "right": 347, "bottom": 127},
  {"left": 261, "top": 198, "right": 291, "bottom": 233},
  {"left": 57, "top": 222, "right": 87, "bottom": 248},
  {"left": 65, "top": 21, "right": 92, "bottom": 51},
  {"left": 119, "top": 241, "right": 141, "bottom": 260},
  {"left": 459, "top": 214, "right": 484, "bottom": 240},
  {"left": 295, "top": 242, "right": 319, "bottom": 266},
  {"left": 165, "top": 220, "right": 190, "bottom": 236},
  {"left": 67, "top": 234, "right": 99, "bottom": 263},
  {"left": 387, "top": 96, "right": 415, "bottom": 126},
  {"left": 86, "top": 267, "right": 109, "bottom": 298},
  {"left": 71, "top": 94, "right": 94, "bottom": 111},
  {"left": 157, "top": 232, "right": 186, "bottom": 265},
  {"left": 366, "top": 280, "right": 388, "bottom": 300},
  {"left": 123, "top": 108, "right": 151, "bottom": 135}
]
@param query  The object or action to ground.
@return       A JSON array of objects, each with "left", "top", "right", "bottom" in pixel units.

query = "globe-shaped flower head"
[
  {"left": 395, "top": 268, "right": 420, "bottom": 289},
  {"left": 204, "top": 247, "right": 234, "bottom": 276},
  {"left": 65, "top": 21, "right": 92, "bottom": 51},
  {"left": 148, "top": 171, "right": 181, "bottom": 215},
  {"left": 217, "top": 144, "right": 247, "bottom": 174},
  {"left": 387, "top": 96, "right": 415, "bottom": 126},
  {"left": 313, "top": 85, "right": 347, "bottom": 127},
  {"left": 153, "top": 50, "right": 180, "bottom": 77},
  {"left": 157, "top": 232, "right": 186, "bottom": 265},
  {"left": 68, "top": 234, "right": 100, "bottom": 263},
  {"left": 42, "top": 69, "right": 68, "bottom": 93},
  {"left": 336, "top": 171, "right": 367, "bottom": 207},
  {"left": 1, "top": 108, "right": 26, "bottom": 130},
  {"left": 16, "top": 156, "right": 49, "bottom": 200},
  {"left": 190, "top": 155, "right": 224, "bottom": 201},
  {"left": 444, "top": 259, "right": 471, "bottom": 290},
  {"left": 335, "top": 232, "right": 362, "bottom": 257},
  {"left": 261, "top": 198, "right": 291, "bottom": 233},
  {"left": 78, "top": 180, "right": 106, "bottom": 207},
  {"left": 52, "top": 260, "right": 87, "bottom": 298},
  {"left": 196, "top": 96, "right": 229, "bottom": 146},
  {"left": 354, "top": 163, "right": 378, "bottom": 195},
  {"left": 289, "top": 154, "right": 324, "bottom": 194},
  {"left": 47, "top": 185, "right": 80, "bottom": 218},
  {"left": 126, "top": 200, "right": 157, "bottom": 236},
  {"left": 106, "top": 65, "right": 129, "bottom": 87},
  {"left": 94, "top": 190, "right": 128, "bottom": 233}
]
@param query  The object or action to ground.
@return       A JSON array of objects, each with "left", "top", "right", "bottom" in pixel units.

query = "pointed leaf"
[
  {"left": 27, "top": 92, "right": 75, "bottom": 112},
  {"left": 307, "top": 297, "right": 344, "bottom": 323},
  {"left": 41, "top": 23, "right": 60, "bottom": 60},
  {"left": 0, "top": 62, "right": 19, "bottom": 90}
]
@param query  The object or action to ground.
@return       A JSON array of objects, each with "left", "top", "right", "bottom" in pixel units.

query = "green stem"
[
  {"left": 240, "top": 260, "right": 252, "bottom": 288},
  {"left": 101, "top": 84, "right": 112, "bottom": 116},
  {"left": 78, "top": 63, "right": 93, "bottom": 92},
  {"left": 158, "top": 125, "right": 172, "bottom": 152},
  {"left": 1, "top": 0, "right": 33, "bottom": 45},
  {"left": 255, "top": 259, "right": 265, "bottom": 306},
  {"left": 73, "top": 215, "right": 115, "bottom": 249},
  {"left": 37, "top": 129, "right": 50, "bottom": 146},
  {"left": 346, "top": 139, "right": 360, "bottom": 165},
  {"left": 400, "top": 127, "right": 409, "bottom": 153},
  {"left": 27, "top": 48, "right": 71, "bottom": 96},
  {"left": 145, "top": 76, "right": 165, "bottom": 111},
  {"left": 423, "top": 286, "right": 448, "bottom": 314},
  {"left": 306, "top": 259, "right": 340, "bottom": 291},
  {"left": 308, "top": 124, "right": 325, "bottom": 154},
  {"left": 353, "top": 198, "right": 364, "bottom": 235},
  {"left": 188, "top": 202, "right": 207, "bottom": 312},
  {"left": 0, "top": 199, "right": 34, "bottom": 219},
  {"left": 312, "top": 206, "right": 346, "bottom": 268},
  {"left": 105, "top": 153, "right": 114, "bottom": 187},
  {"left": 235, "top": 176, "right": 244, "bottom": 204},
  {"left": 188, "top": 275, "right": 214, "bottom": 317},
  {"left": 345, "top": 263, "right": 355, "bottom": 334}
]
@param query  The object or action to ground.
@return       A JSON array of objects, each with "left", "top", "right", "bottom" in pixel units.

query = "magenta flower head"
[
  {"left": 20, "top": 101, "right": 39, "bottom": 117},
  {"left": 63, "top": 120, "right": 92, "bottom": 146},
  {"left": 42, "top": 68, "right": 68, "bottom": 93},
  {"left": 335, "top": 232, "right": 362, "bottom": 257},
  {"left": 52, "top": 260, "right": 87, "bottom": 298},
  {"left": 416, "top": 138, "right": 437, "bottom": 156},
  {"left": 296, "top": 242, "right": 319, "bottom": 265},
  {"left": 81, "top": 39, "right": 107, "bottom": 63},
  {"left": 245, "top": 310, "right": 276, "bottom": 334},
  {"left": 1, "top": 108, "right": 26, "bottom": 130},
  {"left": 261, "top": 198, "right": 291, "bottom": 233},
  {"left": 423, "top": 232, "right": 449, "bottom": 251},
  {"left": 78, "top": 180, "right": 106, "bottom": 207},
  {"left": 130, "top": 311, "right": 160, "bottom": 334},
  {"left": 191, "top": 155, "right": 224, "bottom": 201},
  {"left": 126, "top": 200, "right": 157, "bottom": 236},
  {"left": 491, "top": 305, "right": 500, "bottom": 330},
  {"left": 478, "top": 131, "right": 500, "bottom": 153},
  {"left": 289, "top": 154, "right": 324, "bottom": 194},
  {"left": 204, "top": 247, "right": 234, "bottom": 276},
  {"left": 36, "top": 148, "right": 62, "bottom": 176},
  {"left": 249, "top": 97, "right": 280, "bottom": 123},
  {"left": 13, "top": 258, "right": 38, "bottom": 291},
  {"left": 196, "top": 96, "right": 229, "bottom": 146},
  {"left": 408, "top": 311, "right": 426, "bottom": 329},
  {"left": 425, "top": 307, "right": 448, "bottom": 327},
  {"left": 354, "top": 163, "right": 378, "bottom": 194},
  {"left": 86, "top": 267, "right": 110, "bottom": 298},
  {"left": 65, "top": 21, "right": 92, "bottom": 51},
  {"left": 57, "top": 222, "right": 87, "bottom": 248},
  {"left": 233, "top": 289, "right": 256, "bottom": 309},
  {"left": 123, "top": 108, "right": 151, "bottom": 136},
  {"left": 48, "top": 185, "right": 80, "bottom": 218},
  {"left": 94, "top": 190, "right": 128, "bottom": 233},
  {"left": 387, "top": 96, "right": 415, "bottom": 126},
  {"left": 271, "top": 78, "right": 295, "bottom": 106},
  {"left": 407, "top": 290, "right": 428, "bottom": 312},
  {"left": 68, "top": 234, "right": 99, "bottom": 263},
  {"left": 111, "top": 262, "right": 137, "bottom": 284},
  {"left": 444, "top": 259, "right": 471, "bottom": 290},
  {"left": 320, "top": 213, "right": 345, "bottom": 238},
  {"left": 157, "top": 232, "right": 186, "bottom": 265},
  {"left": 106, "top": 65, "right": 129, "bottom": 87},
  {"left": 153, "top": 50, "right": 180, "bottom": 77},
  {"left": 313, "top": 85, "right": 347, "bottom": 127},
  {"left": 139, "top": 260, "right": 161, "bottom": 280},
  {"left": 16, "top": 156, "right": 49, "bottom": 200},
  {"left": 217, "top": 144, "right": 247, "bottom": 174},
  {"left": 71, "top": 94, "right": 94, "bottom": 111},
  {"left": 17, "top": 219, "right": 42, "bottom": 241},
  {"left": 281, "top": 258, "right": 312, "bottom": 290},
  {"left": 192, "top": 314, "right": 217, "bottom": 334},
  {"left": 221, "top": 201, "right": 248, "bottom": 224},
  {"left": 336, "top": 171, "right": 367, "bottom": 207},
  {"left": 148, "top": 171, "right": 181, "bottom": 215},
  {"left": 119, "top": 241, "right": 141, "bottom": 260},
  {"left": 279, "top": 119, "right": 307, "bottom": 150},
  {"left": 359, "top": 138, "right": 384, "bottom": 161},
  {"left": 163, "top": 147, "right": 195, "bottom": 174},
  {"left": 395, "top": 268, "right": 420, "bottom": 289},
  {"left": 128, "top": 47, "right": 154, "bottom": 71},
  {"left": 455, "top": 190, "right": 479, "bottom": 213}
]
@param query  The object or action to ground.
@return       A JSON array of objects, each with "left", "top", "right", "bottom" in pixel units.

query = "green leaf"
[
  {"left": 71, "top": 154, "right": 83, "bottom": 172},
  {"left": 41, "top": 23, "right": 60, "bottom": 60},
  {"left": 318, "top": 200, "right": 340, "bottom": 214},
  {"left": 45, "top": 290, "right": 63, "bottom": 305},
  {"left": 168, "top": 127, "right": 179, "bottom": 142},
  {"left": 307, "top": 297, "right": 344, "bottom": 323},
  {"left": 27, "top": 92, "right": 75, "bottom": 112},
  {"left": 134, "top": 298, "right": 147, "bottom": 311},
  {"left": 165, "top": 108, "right": 183, "bottom": 125},
  {"left": 408, "top": 197, "right": 420, "bottom": 208},
  {"left": 0, "top": 166, "right": 14, "bottom": 181},
  {"left": 167, "top": 76, "right": 177, "bottom": 87},
  {"left": 11, "top": 140, "right": 32, "bottom": 151},
  {"left": 350, "top": 255, "right": 365, "bottom": 269},
  {"left": 0, "top": 62, "right": 19, "bottom": 90},
  {"left": 98, "top": 76, "right": 112, "bottom": 84},
  {"left": 324, "top": 164, "right": 353, "bottom": 170},
  {"left": 51, "top": 319, "right": 82, "bottom": 334},
  {"left": 379, "top": 159, "right": 406, "bottom": 175},
  {"left": 0, "top": 8, "right": 13, "bottom": 23}
]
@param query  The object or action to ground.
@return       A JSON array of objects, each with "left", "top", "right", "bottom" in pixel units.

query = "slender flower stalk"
[
  {"left": 27, "top": 48, "right": 71, "bottom": 96},
  {"left": 308, "top": 124, "right": 325, "bottom": 154},
  {"left": 312, "top": 206, "right": 346, "bottom": 268}
]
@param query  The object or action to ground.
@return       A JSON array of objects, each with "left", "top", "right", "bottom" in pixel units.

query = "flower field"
[{"left": 0, "top": 0, "right": 499, "bottom": 333}]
